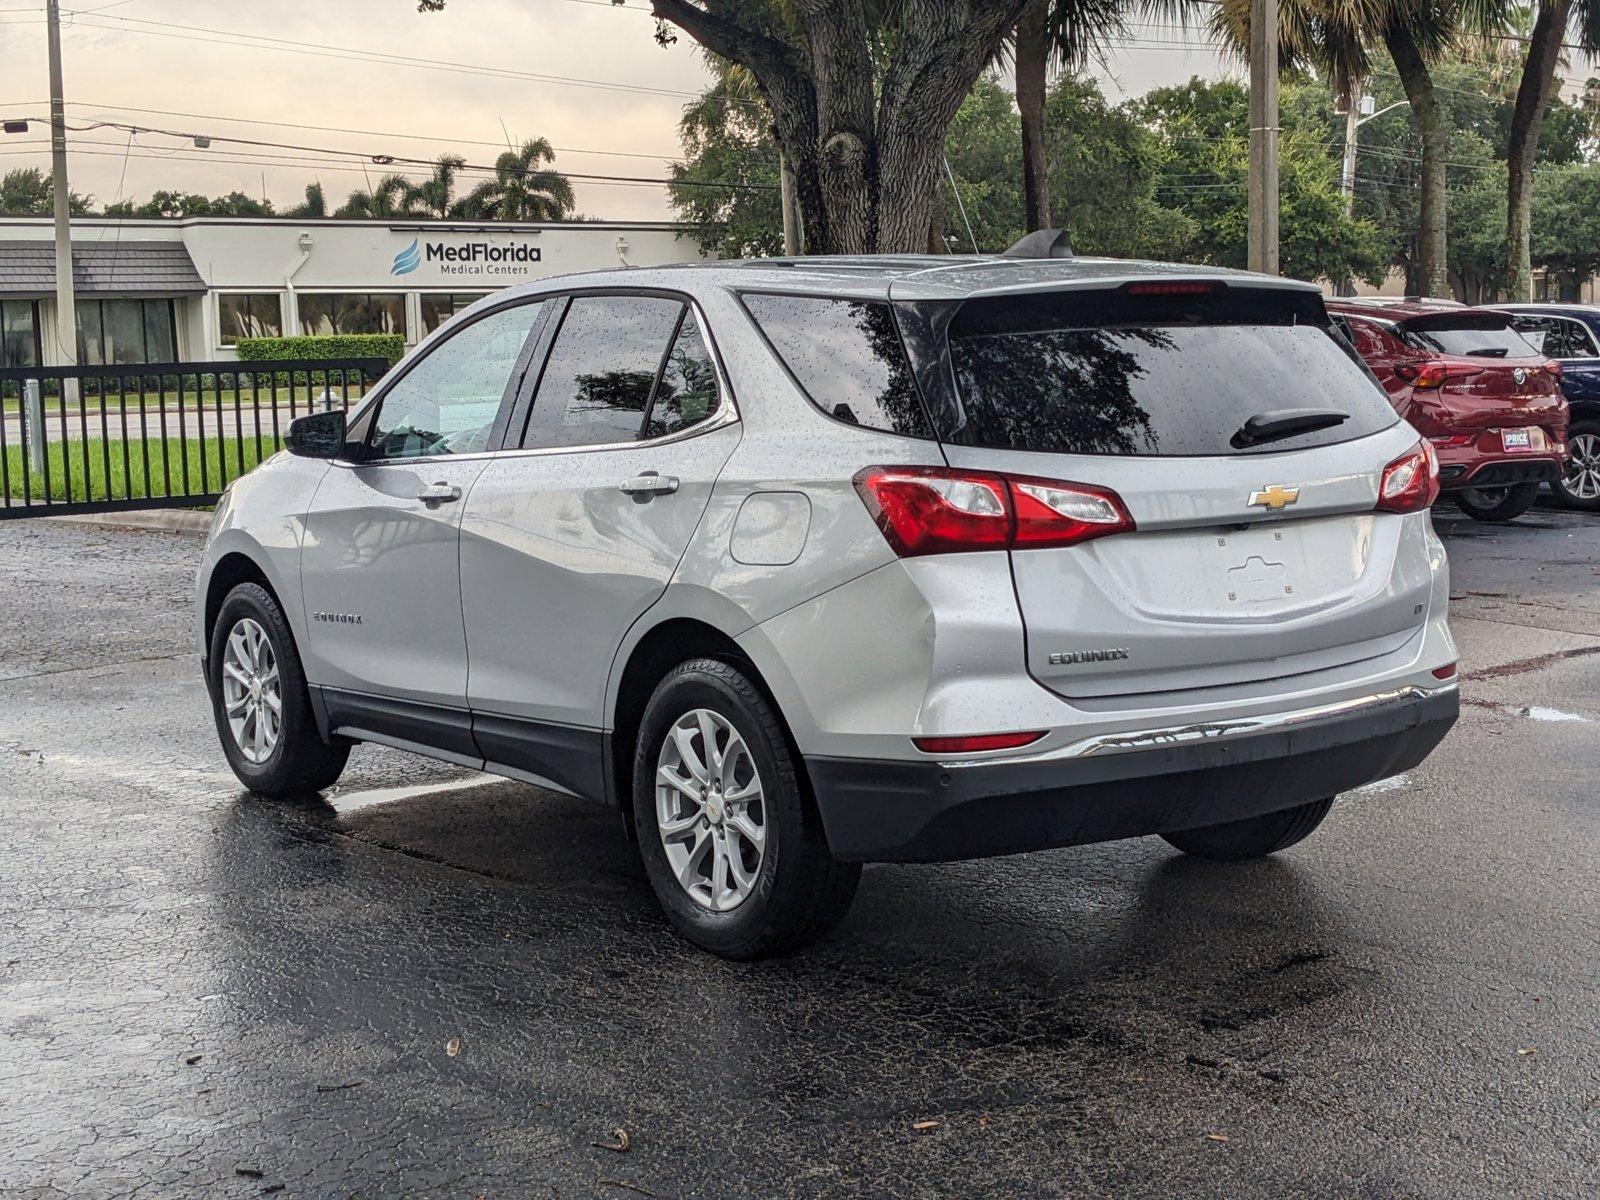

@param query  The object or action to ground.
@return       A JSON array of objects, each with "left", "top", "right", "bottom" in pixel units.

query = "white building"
[{"left": 0, "top": 216, "right": 707, "bottom": 368}]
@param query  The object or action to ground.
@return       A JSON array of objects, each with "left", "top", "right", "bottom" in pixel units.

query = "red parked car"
[{"left": 1326, "top": 299, "right": 1568, "bottom": 521}]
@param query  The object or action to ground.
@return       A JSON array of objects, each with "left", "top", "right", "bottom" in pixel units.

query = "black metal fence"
[{"left": 0, "top": 358, "right": 388, "bottom": 519}]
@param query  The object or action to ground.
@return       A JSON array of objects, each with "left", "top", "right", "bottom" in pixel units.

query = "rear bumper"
[
  {"left": 805, "top": 686, "right": 1459, "bottom": 863},
  {"left": 1436, "top": 452, "right": 1561, "bottom": 491}
]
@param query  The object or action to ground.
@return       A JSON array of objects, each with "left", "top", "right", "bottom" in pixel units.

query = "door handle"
[
  {"left": 618, "top": 472, "right": 679, "bottom": 497},
  {"left": 417, "top": 481, "right": 462, "bottom": 507}
]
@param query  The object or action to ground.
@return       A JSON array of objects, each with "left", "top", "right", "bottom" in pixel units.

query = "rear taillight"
[
  {"left": 913, "top": 731, "right": 1047, "bottom": 754},
  {"left": 853, "top": 466, "right": 1134, "bottom": 557},
  {"left": 1395, "top": 361, "right": 1483, "bottom": 389},
  {"left": 1431, "top": 663, "right": 1458, "bottom": 680},
  {"left": 1544, "top": 361, "right": 1563, "bottom": 380},
  {"left": 1376, "top": 441, "right": 1440, "bottom": 514}
]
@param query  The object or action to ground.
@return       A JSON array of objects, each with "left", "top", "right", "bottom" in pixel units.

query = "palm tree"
[
  {"left": 1010, "top": 0, "right": 1134, "bottom": 232},
  {"left": 1505, "top": 0, "right": 1599, "bottom": 299},
  {"left": 1215, "top": 0, "right": 1509, "bottom": 298},
  {"left": 460, "top": 139, "right": 575, "bottom": 221},
  {"left": 334, "top": 173, "right": 416, "bottom": 219},
  {"left": 406, "top": 155, "right": 468, "bottom": 219},
  {"left": 287, "top": 182, "right": 327, "bottom": 218}
]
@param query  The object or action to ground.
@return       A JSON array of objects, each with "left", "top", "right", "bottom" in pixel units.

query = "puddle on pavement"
[
  {"left": 1510, "top": 705, "right": 1588, "bottom": 723},
  {"left": 328, "top": 773, "right": 497, "bottom": 814}
]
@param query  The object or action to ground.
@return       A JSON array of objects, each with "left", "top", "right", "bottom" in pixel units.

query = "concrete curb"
[{"left": 45, "top": 510, "right": 213, "bottom": 535}]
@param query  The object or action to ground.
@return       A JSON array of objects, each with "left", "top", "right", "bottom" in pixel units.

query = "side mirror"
[{"left": 285, "top": 410, "right": 347, "bottom": 459}]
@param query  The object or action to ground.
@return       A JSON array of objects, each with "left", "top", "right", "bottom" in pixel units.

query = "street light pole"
[
  {"left": 45, "top": 0, "right": 77, "bottom": 374},
  {"left": 1247, "top": 0, "right": 1279, "bottom": 274},
  {"left": 1341, "top": 95, "right": 1411, "bottom": 217}
]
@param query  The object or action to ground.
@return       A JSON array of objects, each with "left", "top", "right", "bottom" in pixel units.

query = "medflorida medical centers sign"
[{"left": 391, "top": 236, "right": 544, "bottom": 280}]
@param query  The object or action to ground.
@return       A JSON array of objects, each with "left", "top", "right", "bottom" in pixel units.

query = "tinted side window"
[
  {"left": 526, "top": 295, "right": 684, "bottom": 449},
  {"left": 1512, "top": 314, "right": 1598, "bottom": 359},
  {"left": 647, "top": 312, "right": 720, "bottom": 438},
  {"left": 368, "top": 301, "right": 543, "bottom": 460},
  {"left": 742, "top": 293, "right": 932, "bottom": 439}
]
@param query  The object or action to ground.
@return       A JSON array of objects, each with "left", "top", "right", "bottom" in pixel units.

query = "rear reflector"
[
  {"left": 1431, "top": 663, "right": 1458, "bottom": 680},
  {"left": 1376, "top": 441, "right": 1440, "bottom": 514},
  {"left": 913, "top": 731, "right": 1047, "bottom": 754},
  {"left": 853, "top": 466, "right": 1134, "bottom": 557}
]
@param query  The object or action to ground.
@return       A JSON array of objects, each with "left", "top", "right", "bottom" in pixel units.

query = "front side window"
[
  {"left": 647, "top": 313, "right": 719, "bottom": 438},
  {"left": 298, "top": 293, "right": 405, "bottom": 337},
  {"left": 525, "top": 294, "right": 684, "bottom": 449},
  {"left": 368, "top": 301, "right": 544, "bottom": 460},
  {"left": 742, "top": 293, "right": 931, "bottom": 438},
  {"left": 218, "top": 293, "right": 283, "bottom": 345}
]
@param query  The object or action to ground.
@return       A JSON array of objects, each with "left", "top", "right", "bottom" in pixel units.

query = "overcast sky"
[{"left": 0, "top": 1, "right": 1581, "bottom": 223}]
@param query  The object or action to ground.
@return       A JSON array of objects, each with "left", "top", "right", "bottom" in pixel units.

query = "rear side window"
[
  {"left": 945, "top": 290, "right": 1398, "bottom": 457},
  {"left": 525, "top": 294, "right": 684, "bottom": 449},
  {"left": 1509, "top": 314, "right": 1599, "bottom": 359},
  {"left": 648, "top": 313, "right": 720, "bottom": 438},
  {"left": 742, "top": 293, "right": 932, "bottom": 439}
]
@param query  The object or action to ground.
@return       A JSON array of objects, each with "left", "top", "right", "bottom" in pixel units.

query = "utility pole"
[
  {"left": 1247, "top": 0, "right": 1279, "bottom": 274},
  {"left": 778, "top": 151, "right": 800, "bottom": 256},
  {"left": 1340, "top": 92, "right": 1360, "bottom": 217},
  {"left": 45, "top": 0, "right": 77, "bottom": 375}
]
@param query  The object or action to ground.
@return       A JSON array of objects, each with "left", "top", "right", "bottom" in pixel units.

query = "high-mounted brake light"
[
  {"left": 1395, "top": 360, "right": 1483, "bottom": 390},
  {"left": 1376, "top": 441, "right": 1439, "bottom": 514},
  {"left": 913, "top": 731, "right": 1047, "bottom": 755},
  {"left": 853, "top": 466, "right": 1135, "bottom": 557},
  {"left": 1124, "top": 280, "right": 1220, "bottom": 297}
]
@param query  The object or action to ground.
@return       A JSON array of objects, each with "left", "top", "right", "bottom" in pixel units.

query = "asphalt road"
[{"left": 1, "top": 504, "right": 1596, "bottom": 1199}]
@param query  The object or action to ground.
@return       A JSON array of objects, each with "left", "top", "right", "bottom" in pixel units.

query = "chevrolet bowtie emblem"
[{"left": 1249, "top": 485, "right": 1300, "bottom": 510}]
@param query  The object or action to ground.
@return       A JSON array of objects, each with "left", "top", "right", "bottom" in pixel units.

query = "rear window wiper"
[{"left": 1231, "top": 407, "right": 1349, "bottom": 450}]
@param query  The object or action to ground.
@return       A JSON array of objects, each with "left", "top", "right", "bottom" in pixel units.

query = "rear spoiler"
[{"left": 1394, "top": 310, "right": 1514, "bottom": 333}]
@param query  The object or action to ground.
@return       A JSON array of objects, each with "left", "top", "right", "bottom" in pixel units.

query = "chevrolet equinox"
[{"left": 198, "top": 237, "right": 1460, "bottom": 958}]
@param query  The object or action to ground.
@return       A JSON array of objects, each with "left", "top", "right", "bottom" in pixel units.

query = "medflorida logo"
[
  {"left": 389, "top": 238, "right": 543, "bottom": 278},
  {"left": 391, "top": 238, "right": 422, "bottom": 276}
]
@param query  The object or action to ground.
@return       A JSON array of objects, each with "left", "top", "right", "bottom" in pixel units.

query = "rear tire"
[
  {"left": 1455, "top": 481, "right": 1541, "bottom": 522},
  {"left": 1554, "top": 420, "right": 1600, "bottom": 511},
  {"left": 632, "top": 657, "right": 860, "bottom": 959},
  {"left": 1161, "top": 797, "right": 1334, "bottom": 861},
  {"left": 208, "top": 582, "right": 349, "bottom": 798}
]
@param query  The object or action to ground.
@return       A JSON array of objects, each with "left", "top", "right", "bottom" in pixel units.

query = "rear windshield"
[
  {"left": 1400, "top": 319, "right": 1541, "bottom": 359},
  {"left": 945, "top": 290, "right": 1398, "bottom": 457}
]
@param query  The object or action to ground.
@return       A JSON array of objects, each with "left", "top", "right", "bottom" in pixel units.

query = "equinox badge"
[{"left": 1248, "top": 485, "right": 1300, "bottom": 511}]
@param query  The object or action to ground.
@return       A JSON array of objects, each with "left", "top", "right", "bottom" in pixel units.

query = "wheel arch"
[{"left": 605, "top": 599, "right": 812, "bottom": 828}]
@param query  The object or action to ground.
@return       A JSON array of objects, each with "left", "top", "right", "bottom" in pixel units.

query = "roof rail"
[{"left": 1000, "top": 228, "right": 1073, "bottom": 259}]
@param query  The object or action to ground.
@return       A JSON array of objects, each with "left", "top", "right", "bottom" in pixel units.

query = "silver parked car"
[{"left": 198, "top": 238, "right": 1460, "bottom": 958}]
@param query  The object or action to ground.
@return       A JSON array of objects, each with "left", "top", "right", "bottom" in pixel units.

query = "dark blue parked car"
[{"left": 1491, "top": 304, "right": 1600, "bottom": 510}]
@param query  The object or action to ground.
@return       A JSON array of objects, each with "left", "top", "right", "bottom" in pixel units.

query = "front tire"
[
  {"left": 208, "top": 582, "right": 349, "bottom": 798},
  {"left": 1554, "top": 420, "right": 1600, "bottom": 511},
  {"left": 1455, "top": 480, "right": 1541, "bottom": 522},
  {"left": 1161, "top": 797, "right": 1334, "bottom": 861},
  {"left": 632, "top": 658, "right": 860, "bottom": 959}
]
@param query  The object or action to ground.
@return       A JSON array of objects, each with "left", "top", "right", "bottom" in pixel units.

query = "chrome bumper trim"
[{"left": 940, "top": 683, "right": 1456, "bottom": 769}]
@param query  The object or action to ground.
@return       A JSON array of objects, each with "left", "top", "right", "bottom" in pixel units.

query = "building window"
[
  {"left": 218, "top": 293, "right": 283, "bottom": 345},
  {"left": 1, "top": 299, "right": 40, "bottom": 368},
  {"left": 76, "top": 298, "right": 177, "bottom": 366},
  {"left": 421, "top": 293, "right": 489, "bottom": 335},
  {"left": 297, "top": 293, "right": 405, "bottom": 337}
]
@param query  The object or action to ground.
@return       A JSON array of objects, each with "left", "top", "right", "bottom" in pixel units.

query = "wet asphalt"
[{"left": 0, "top": 504, "right": 1596, "bottom": 1200}]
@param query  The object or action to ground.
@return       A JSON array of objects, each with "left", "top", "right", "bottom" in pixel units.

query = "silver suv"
[{"left": 198, "top": 243, "right": 1460, "bottom": 958}]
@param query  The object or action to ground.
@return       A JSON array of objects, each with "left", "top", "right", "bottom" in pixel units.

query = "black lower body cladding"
[{"left": 805, "top": 688, "right": 1459, "bottom": 863}]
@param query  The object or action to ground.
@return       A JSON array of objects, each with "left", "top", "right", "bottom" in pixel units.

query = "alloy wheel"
[
  {"left": 220, "top": 617, "right": 281, "bottom": 764},
  {"left": 1564, "top": 432, "right": 1600, "bottom": 501},
  {"left": 655, "top": 708, "right": 767, "bottom": 912}
]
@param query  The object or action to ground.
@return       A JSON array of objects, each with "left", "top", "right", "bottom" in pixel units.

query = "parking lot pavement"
[{"left": 1, "top": 510, "right": 1596, "bottom": 1200}]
